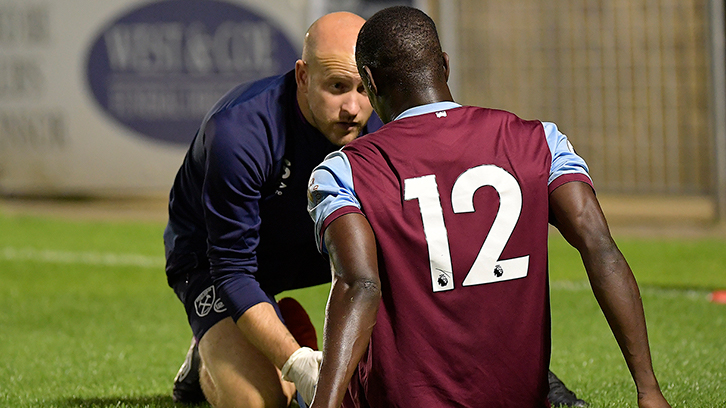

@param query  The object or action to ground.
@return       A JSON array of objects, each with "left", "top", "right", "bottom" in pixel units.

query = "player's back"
[{"left": 342, "top": 105, "right": 552, "bottom": 407}]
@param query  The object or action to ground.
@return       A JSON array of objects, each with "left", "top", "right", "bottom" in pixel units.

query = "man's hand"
[{"left": 281, "top": 346, "right": 323, "bottom": 404}]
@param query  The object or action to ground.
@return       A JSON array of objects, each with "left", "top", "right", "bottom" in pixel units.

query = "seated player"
[{"left": 306, "top": 6, "right": 671, "bottom": 408}]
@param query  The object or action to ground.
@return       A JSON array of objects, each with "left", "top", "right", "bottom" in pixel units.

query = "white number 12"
[{"left": 404, "top": 164, "right": 530, "bottom": 292}]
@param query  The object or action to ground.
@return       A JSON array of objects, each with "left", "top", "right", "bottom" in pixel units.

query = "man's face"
[{"left": 298, "top": 56, "right": 373, "bottom": 146}]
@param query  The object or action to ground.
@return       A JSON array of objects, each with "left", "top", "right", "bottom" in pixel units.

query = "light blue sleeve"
[
  {"left": 542, "top": 122, "right": 592, "bottom": 185},
  {"left": 307, "top": 151, "right": 361, "bottom": 252}
]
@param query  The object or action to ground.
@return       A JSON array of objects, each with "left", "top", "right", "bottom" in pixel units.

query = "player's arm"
[
  {"left": 310, "top": 212, "right": 381, "bottom": 408},
  {"left": 202, "top": 113, "right": 304, "bottom": 377},
  {"left": 549, "top": 181, "right": 670, "bottom": 408}
]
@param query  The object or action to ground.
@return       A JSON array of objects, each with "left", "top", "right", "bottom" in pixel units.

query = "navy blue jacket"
[{"left": 164, "top": 70, "right": 382, "bottom": 320}]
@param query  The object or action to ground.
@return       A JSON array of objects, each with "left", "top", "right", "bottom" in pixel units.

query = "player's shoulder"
[
  {"left": 463, "top": 106, "right": 543, "bottom": 129},
  {"left": 204, "top": 71, "right": 294, "bottom": 143},
  {"left": 211, "top": 70, "right": 294, "bottom": 119},
  {"left": 342, "top": 123, "right": 389, "bottom": 155}
]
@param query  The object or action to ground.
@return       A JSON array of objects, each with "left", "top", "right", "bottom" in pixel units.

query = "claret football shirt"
[{"left": 308, "top": 102, "right": 592, "bottom": 407}]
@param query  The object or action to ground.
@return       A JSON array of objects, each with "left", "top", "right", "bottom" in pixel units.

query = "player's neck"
[{"left": 389, "top": 84, "right": 454, "bottom": 121}]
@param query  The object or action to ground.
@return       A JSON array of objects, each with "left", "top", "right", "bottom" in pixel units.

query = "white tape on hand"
[{"left": 281, "top": 347, "right": 323, "bottom": 405}]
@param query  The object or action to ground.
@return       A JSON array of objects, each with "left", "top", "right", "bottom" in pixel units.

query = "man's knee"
[
  {"left": 198, "top": 363, "right": 219, "bottom": 407},
  {"left": 197, "top": 318, "right": 294, "bottom": 408}
]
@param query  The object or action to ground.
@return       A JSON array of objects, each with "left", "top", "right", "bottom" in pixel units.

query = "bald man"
[{"left": 164, "top": 12, "right": 377, "bottom": 408}]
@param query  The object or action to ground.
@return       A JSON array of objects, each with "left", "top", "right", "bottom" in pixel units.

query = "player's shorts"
[{"left": 170, "top": 267, "right": 280, "bottom": 341}]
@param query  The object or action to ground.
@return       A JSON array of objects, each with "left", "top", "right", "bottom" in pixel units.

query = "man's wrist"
[
  {"left": 635, "top": 374, "right": 662, "bottom": 398},
  {"left": 281, "top": 346, "right": 311, "bottom": 380}
]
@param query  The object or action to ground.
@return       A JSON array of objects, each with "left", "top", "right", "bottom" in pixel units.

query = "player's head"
[
  {"left": 296, "top": 12, "right": 373, "bottom": 146},
  {"left": 356, "top": 6, "right": 451, "bottom": 123}
]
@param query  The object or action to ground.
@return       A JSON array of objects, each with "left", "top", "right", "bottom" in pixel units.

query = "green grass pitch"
[{"left": 0, "top": 212, "right": 724, "bottom": 407}]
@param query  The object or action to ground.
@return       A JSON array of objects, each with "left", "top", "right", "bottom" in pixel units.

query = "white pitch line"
[
  {"left": 0, "top": 246, "right": 164, "bottom": 268},
  {"left": 550, "top": 279, "right": 712, "bottom": 300},
  {"left": 0, "top": 248, "right": 716, "bottom": 300}
]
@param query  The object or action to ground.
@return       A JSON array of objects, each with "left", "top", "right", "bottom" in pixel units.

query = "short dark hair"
[{"left": 356, "top": 6, "right": 444, "bottom": 92}]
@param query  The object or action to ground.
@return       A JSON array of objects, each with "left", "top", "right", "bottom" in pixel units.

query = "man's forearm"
[
  {"left": 211, "top": 263, "right": 290, "bottom": 363},
  {"left": 236, "top": 301, "right": 300, "bottom": 369},
  {"left": 582, "top": 245, "right": 660, "bottom": 393},
  {"left": 313, "top": 273, "right": 380, "bottom": 408}
]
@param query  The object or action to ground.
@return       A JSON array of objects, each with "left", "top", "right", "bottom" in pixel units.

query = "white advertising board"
[{"left": 0, "top": 0, "right": 307, "bottom": 196}]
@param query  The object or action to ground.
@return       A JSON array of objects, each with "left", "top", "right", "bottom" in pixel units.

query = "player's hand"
[
  {"left": 637, "top": 389, "right": 671, "bottom": 408},
  {"left": 281, "top": 346, "right": 323, "bottom": 404}
]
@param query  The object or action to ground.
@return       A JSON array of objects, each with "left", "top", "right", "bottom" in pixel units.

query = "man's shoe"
[
  {"left": 172, "top": 338, "right": 206, "bottom": 404},
  {"left": 547, "top": 370, "right": 588, "bottom": 407}
]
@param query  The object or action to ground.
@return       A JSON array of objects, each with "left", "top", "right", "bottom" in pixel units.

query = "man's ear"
[
  {"left": 442, "top": 52, "right": 450, "bottom": 82},
  {"left": 295, "top": 59, "right": 308, "bottom": 92},
  {"left": 362, "top": 65, "right": 378, "bottom": 96}
]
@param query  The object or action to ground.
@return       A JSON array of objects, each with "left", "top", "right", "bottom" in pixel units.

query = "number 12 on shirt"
[{"left": 404, "top": 164, "right": 530, "bottom": 293}]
